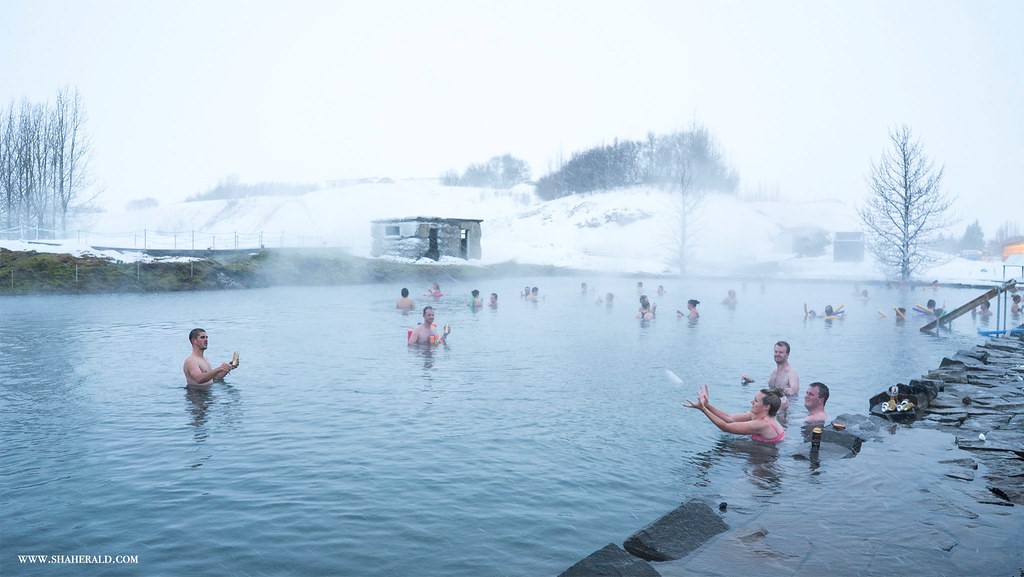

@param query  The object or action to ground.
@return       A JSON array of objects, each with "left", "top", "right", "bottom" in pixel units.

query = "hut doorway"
[{"left": 426, "top": 227, "right": 440, "bottom": 260}]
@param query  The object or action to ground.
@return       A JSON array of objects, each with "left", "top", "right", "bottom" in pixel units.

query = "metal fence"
[{"left": 1, "top": 225, "right": 339, "bottom": 251}]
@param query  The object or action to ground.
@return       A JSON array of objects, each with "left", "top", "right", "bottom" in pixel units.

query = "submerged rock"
[
  {"left": 558, "top": 543, "right": 660, "bottom": 577},
  {"left": 622, "top": 499, "right": 729, "bottom": 562}
]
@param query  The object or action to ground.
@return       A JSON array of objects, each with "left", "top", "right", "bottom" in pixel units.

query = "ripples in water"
[{"left": 2, "top": 280, "right": 1019, "bottom": 576}]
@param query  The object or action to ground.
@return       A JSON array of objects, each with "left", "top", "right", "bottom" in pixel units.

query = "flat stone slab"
[
  {"left": 623, "top": 499, "right": 729, "bottom": 562},
  {"left": 915, "top": 336, "right": 1024, "bottom": 505},
  {"left": 558, "top": 543, "right": 661, "bottom": 577}
]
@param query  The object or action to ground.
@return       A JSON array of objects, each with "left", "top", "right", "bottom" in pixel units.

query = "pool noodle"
[{"left": 978, "top": 328, "right": 1024, "bottom": 335}]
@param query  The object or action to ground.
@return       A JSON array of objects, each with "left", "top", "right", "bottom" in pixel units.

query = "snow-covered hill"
[{"left": 3, "top": 179, "right": 1010, "bottom": 284}]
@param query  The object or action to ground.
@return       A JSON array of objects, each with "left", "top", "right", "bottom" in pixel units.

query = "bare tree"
[
  {"left": 0, "top": 87, "right": 96, "bottom": 239},
  {"left": 51, "top": 85, "right": 93, "bottom": 234},
  {"left": 663, "top": 156, "right": 704, "bottom": 276},
  {"left": 15, "top": 99, "right": 36, "bottom": 232},
  {"left": 0, "top": 101, "right": 13, "bottom": 232},
  {"left": 858, "top": 125, "right": 956, "bottom": 282},
  {"left": 29, "top": 101, "right": 52, "bottom": 233}
]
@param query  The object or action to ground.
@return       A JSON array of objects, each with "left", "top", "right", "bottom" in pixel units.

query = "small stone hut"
[{"left": 370, "top": 217, "right": 482, "bottom": 261}]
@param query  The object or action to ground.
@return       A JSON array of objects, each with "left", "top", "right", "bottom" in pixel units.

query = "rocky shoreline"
[
  {"left": 921, "top": 337, "right": 1024, "bottom": 504},
  {"left": 559, "top": 334, "right": 1024, "bottom": 577}
]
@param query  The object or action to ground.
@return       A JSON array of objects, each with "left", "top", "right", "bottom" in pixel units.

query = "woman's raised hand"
[
  {"left": 685, "top": 384, "right": 710, "bottom": 410},
  {"left": 697, "top": 384, "right": 710, "bottom": 406}
]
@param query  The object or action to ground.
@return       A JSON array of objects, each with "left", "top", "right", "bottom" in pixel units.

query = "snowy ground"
[{"left": 1, "top": 180, "right": 1018, "bottom": 286}]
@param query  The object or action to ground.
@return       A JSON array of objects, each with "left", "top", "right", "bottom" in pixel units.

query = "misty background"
[{"left": 1, "top": 0, "right": 1022, "bottom": 242}]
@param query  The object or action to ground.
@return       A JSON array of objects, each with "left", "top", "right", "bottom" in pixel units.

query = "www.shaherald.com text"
[{"left": 18, "top": 554, "right": 139, "bottom": 564}]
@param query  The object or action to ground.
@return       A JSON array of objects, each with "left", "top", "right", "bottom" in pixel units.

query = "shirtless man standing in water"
[
  {"left": 183, "top": 328, "right": 235, "bottom": 387},
  {"left": 742, "top": 340, "right": 799, "bottom": 412},
  {"left": 768, "top": 340, "right": 799, "bottom": 412},
  {"left": 396, "top": 287, "right": 416, "bottom": 311},
  {"left": 408, "top": 306, "right": 451, "bottom": 345}
]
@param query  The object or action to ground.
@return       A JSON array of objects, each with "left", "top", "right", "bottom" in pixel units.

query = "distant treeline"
[
  {"left": 441, "top": 154, "right": 531, "bottom": 189},
  {"left": 186, "top": 125, "right": 738, "bottom": 205},
  {"left": 187, "top": 176, "right": 319, "bottom": 202},
  {"left": 0, "top": 85, "right": 95, "bottom": 238},
  {"left": 534, "top": 126, "right": 738, "bottom": 201},
  {"left": 933, "top": 218, "right": 1022, "bottom": 256}
]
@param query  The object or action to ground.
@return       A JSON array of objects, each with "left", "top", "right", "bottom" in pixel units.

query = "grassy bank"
[{"left": 0, "top": 248, "right": 578, "bottom": 296}]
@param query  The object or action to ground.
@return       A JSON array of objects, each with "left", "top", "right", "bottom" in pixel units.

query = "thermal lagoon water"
[{"left": 2, "top": 277, "right": 1022, "bottom": 576}]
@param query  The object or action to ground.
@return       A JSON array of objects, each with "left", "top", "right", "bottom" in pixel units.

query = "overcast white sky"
[{"left": 2, "top": 1, "right": 1021, "bottom": 234}]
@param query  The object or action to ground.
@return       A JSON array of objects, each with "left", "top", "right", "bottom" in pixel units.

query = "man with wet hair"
[
  {"left": 183, "top": 328, "right": 235, "bottom": 387},
  {"left": 804, "top": 382, "right": 829, "bottom": 424},
  {"left": 396, "top": 287, "right": 416, "bottom": 311}
]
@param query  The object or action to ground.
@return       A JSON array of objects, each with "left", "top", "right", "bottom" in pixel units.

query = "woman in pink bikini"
[{"left": 684, "top": 384, "right": 785, "bottom": 443}]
